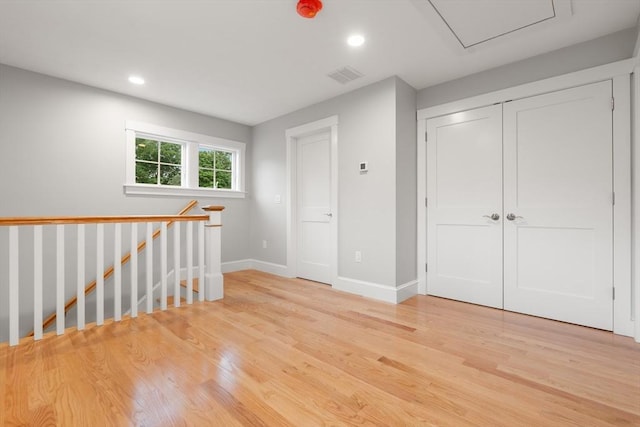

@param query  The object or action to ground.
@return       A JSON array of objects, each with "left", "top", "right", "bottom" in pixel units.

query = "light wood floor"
[{"left": 1, "top": 270, "right": 639, "bottom": 426}]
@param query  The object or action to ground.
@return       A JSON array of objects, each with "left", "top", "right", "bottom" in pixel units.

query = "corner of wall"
[
  {"left": 632, "top": 61, "right": 640, "bottom": 342},
  {"left": 395, "top": 77, "right": 418, "bottom": 287},
  {"left": 633, "top": 16, "right": 640, "bottom": 57},
  {"left": 417, "top": 28, "right": 638, "bottom": 110}
]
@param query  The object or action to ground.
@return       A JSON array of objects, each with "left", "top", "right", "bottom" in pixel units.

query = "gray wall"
[
  {"left": 2, "top": 22, "right": 637, "bottom": 341},
  {"left": 0, "top": 64, "right": 251, "bottom": 257},
  {"left": 634, "top": 16, "right": 640, "bottom": 57},
  {"left": 252, "top": 77, "right": 404, "bottom": 286},
  {"left": 395, "top": 78, "right": 417, "bottom": 285},
  {"left": 0, "top": 64, "right": 252, "bottom": 339},
  {"left": 417, "top": 28, "right": 637, "bottom": 110},
  {"left": 633, "top": 63, "right": 639, "bottom": 340}
]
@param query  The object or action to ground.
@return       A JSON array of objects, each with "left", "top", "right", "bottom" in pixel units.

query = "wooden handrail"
[
  {"left": 29, "top": 200, "right": 201, "bottom": 336},
  {"left": 0, "top": 214, "right": 207, "bottom": 226}
]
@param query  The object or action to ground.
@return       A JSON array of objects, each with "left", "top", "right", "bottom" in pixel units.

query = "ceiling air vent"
[{"left": 327, "top": 66, "right": 363, "bottom": 84}]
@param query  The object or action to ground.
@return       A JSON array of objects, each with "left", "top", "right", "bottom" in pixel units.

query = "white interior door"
[
  {"left": 426, "top": 104, "right": 503, "bottom": 308},
  {"left": 503, "top": 81, "right": 613, "bottom": 330},
  {"left": 296, "top": 131, "right": 332, "bottom": 284}
]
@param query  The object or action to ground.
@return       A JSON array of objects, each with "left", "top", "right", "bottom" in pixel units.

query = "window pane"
[
  {"left": 136, "top": 139, "right": 158, "bottom": 162},
  {"left": 215, "top": 151, "right": 232, "bottom": 171},
  {"left": 160, "top": 142, "right": 181, "bottom": 165},
  {"left": 159, "top": 164, "right": 181, "bottom": 186},
  {"left": 199, "top": 148, "right": 214, "bottom": 168},
  {"left": 216, "top": 171, "right": 232, "bottom": 189},
  {"left": 136, "top": 162, "right": 158, "bottom": 184},
  {"left": 199, "top": 168, "right": 214, "bottom": 188}
]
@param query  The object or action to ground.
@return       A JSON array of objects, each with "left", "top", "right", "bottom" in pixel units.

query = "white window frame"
[
  {"left": 195, "top": 145, "right": 237, "bottom": 190},
  {"left": 124, "top": 121, "right": 246, "bottom": 198}
]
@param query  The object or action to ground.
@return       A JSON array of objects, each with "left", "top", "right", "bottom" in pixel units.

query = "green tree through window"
[
  {"left": 126, "top": 121, "right": 245, "bottom": 197},
  {"left": 199, "top": 147, "right": 233, "bottom": 189},
  {"left": 135, "top": 138, "right": 182, "bottom": 186}
]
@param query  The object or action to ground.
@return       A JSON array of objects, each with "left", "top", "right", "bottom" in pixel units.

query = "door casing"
[
  {"left": 417, "top": 59, "right": 634, "bottom": 337},
  {"left": 286, "top": 116, "right": 338, "bottom": 285}
]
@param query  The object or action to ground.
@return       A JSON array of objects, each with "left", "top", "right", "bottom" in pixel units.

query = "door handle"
[
  {"left": 483, "top": 213, "right": 500, "bottom": 221},
  {"left": 323, "top": 213, "right": 333, "bottom": 217},
  {"left": 506, "top": 213, "right": 523, "bottom": 221}
]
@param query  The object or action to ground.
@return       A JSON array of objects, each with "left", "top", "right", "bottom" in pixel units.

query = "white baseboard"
[
  {"left": 397, "top": 280, "right": 419, "bottom": 303},
  {"left": 249, "top": 259, "right": 290, "bottom": 276},
  {"left": 221, "top": 259, "right": 253, "bottom": 273},
  {"left": 220, "top": 260, "right": 418, "bottom": 304},
  {"left": 333, "top": 276, "right": 418, "bottom": 304},
  {"left": 178, "top": 261, "right": 251, "bottom": 275},
  {"left": 220, "top": 259, "right": 289, "bottom": 276},
  {"left": 177, "top": 260, "right": 288, "bottom": 276}
]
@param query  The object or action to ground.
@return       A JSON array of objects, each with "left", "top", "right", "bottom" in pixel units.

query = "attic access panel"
[{"left": 429, "top": 0, "right": 562, "bottom": 49}]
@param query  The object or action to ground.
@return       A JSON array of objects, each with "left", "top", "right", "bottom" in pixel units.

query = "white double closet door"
[{"left": 426, "top": 81, "right": 614, "bottom": 330}]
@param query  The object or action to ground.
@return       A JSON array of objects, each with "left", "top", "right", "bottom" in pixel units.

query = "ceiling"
[{"left": 0, "top": 0, "right": 638, "bottom": 125}]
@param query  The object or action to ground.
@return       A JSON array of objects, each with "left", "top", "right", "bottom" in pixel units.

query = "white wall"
[
  {"left": 252, "top": 77, "right": 396, "bottom": 284},
  {"left": 2, "top": 23, "right": 637, "bottom": 340},
  {"left": 416, "top": 31, "right": 639, "bottom": 338},
  {"left": 633, "top": 60, "right": 640, "bottom": 342},
  {"left": 251, "top": 77, "right": 417, "bottom": 293},
  {"left": 395, "top": 79, "right": 417, "bottom": 286},
  {"left": 633, "top": 15, "right": 640, "bottom": 57},
  {"left": 632, "top": 18, "right": 640, "bottom": 342},
  {"left": 417, "top": 28, "right": 637, "bottom": 110},
  {"left": 0, "top": 64, "right": 252, "bottom": 257},
  {"left": 0, "top": 64, "right": 252, "bottom": 339}
]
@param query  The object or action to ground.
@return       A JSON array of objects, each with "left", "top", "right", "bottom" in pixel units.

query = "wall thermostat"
[{"left": 359, "top": 161, "right": 368, "bottom": 173}]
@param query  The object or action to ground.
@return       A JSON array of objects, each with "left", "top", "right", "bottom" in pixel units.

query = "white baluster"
[
  {"left": 114, "top": 223, "right": 122, "bottom": 321},
  {"left": 173, "top": 222, "right": 181, "bottom": 307},
  {"left": 198, "top": 221, "right": 205, "bottom": 302},
  {"left": 203, "top": 206, "right": 224, "bottom": 301},
  {"left": 56, "top": 225, "right": 65, "bottom": 335},
  {"left": 160, "top": 222, "right": 167, "bottom": 310},
  {"left": 77, "top": 224, "right": 85, "bottom": 330},
  {"left": 33, "top": 225, "right": 43, "bottom": 340},
  {"left": 9, "top": 226, "right": 19, "bottom": 346},
  {"left": 146, "top": 222, "right": 153, "bottom": 314},
  {"left": 130, "top": 223, "right": 138, "bottom": 318},
  {"left": 186, "top": 221, "right": 193, "bottom": 304},
  {"left": 96, "top": 223, "right": 104, "bottom": 326}
]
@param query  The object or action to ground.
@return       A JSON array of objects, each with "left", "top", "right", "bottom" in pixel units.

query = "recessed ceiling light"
[
  {"left": 347, "top": 34, "right": 365, "bottom": 47},
  {"left": 128, "top": 75, "right": 145, "bottom": 85}
]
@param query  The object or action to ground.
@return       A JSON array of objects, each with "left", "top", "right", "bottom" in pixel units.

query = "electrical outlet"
[
  {"left": 262, "top": 240, "right": 267, "bottom": 249},
  {"left": 355, "top": 251, "right": 362, "bottom": 263}
]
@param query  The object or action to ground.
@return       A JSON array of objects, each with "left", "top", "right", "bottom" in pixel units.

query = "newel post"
[{"left": 202, "top": 205, "right": 225, "bottom": 301}]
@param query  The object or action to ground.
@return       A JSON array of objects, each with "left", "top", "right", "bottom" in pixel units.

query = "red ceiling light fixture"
[{"left": 297, "top": 0, "right": 323, "bottom": 19}]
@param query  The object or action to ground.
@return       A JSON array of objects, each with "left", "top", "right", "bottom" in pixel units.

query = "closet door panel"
[
  {"left": 426, "top": 104, "right": 503, "bottom": 308},
  {"left": 503, "top": 81, "right": 613, "bottom": 330}
]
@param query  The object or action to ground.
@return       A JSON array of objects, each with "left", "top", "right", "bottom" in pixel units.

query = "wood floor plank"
[{"left": 1, "top": 269, "right": 639, "bottom": 426}]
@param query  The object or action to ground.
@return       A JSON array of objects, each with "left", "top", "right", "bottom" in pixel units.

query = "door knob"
[
  {"left": 506, "top": 213, "right": 523, "bottom": 221},
  {"left": 483, "top": 213, "right": 500, "bottom": 221}
]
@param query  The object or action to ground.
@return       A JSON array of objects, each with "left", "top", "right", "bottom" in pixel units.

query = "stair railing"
[
  {"left": 33, "top": 200, "right": 199, "bottom": 336},
  {"left": 0, "top": 204, "right": 225, "bottom": 346}
]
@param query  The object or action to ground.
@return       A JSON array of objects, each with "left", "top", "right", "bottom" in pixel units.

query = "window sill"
[{"left": 124, "top": 184, "right": 246, "bottom": 199}]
